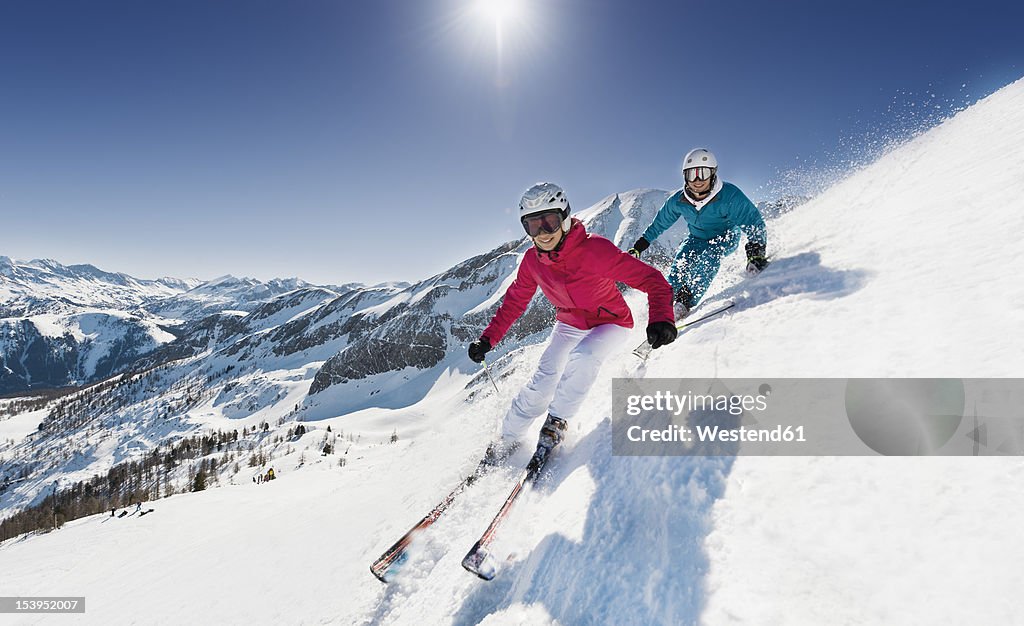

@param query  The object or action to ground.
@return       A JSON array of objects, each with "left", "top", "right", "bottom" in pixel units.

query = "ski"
[
  {"left": 461, "top": 444, "right": 553, "bottom": 580},
  {"left": 632, "top": 301, "right": 736, "bottom": 360},
  {"left": 370, "top": 465, "right": 486, "bottom": 583}
]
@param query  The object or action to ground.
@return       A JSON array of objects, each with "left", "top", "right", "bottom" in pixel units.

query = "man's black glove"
[
  {"left": 745, "top": 242, "right": 769, "bottom": 275},
  {"left": 627, "top": 237, "right": 650, "bottom": 258},
  {"left": 646, "top": 321, "right": 678, "bottom": 350},
  {"left": 468, "top": 338, "right": 492, "bottom": 363}
]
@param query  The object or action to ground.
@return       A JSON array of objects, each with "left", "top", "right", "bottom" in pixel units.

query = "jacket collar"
[{"left": 682, "top": 178, "right": 724, "bottom": 211}]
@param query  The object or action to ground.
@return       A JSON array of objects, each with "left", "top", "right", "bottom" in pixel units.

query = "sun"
[
  {"left": 474, "top": 0, "right": 524, "bottom": 25},
  {"left": 470, "top": 0, "right": 530, "bottom": 84},
  {"left": 441, "top": 0, "right": 540, "bottom": 88}
]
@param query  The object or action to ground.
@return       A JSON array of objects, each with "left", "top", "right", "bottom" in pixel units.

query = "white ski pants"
[{"left": 501, "top": 321, "right": 629, "bottom": 441}]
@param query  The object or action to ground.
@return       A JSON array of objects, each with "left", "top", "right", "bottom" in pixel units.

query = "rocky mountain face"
[{"left": 0, "top": 313, "right": 174, "bottom": 395}]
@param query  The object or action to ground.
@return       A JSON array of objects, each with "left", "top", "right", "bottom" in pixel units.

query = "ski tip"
[
  {"left": 370, "top": 564, "right": 390, "bottom": 584},
  {"left": 462, "top": 545, "right": 498, "bottom": 581},
  {"left": 463, "top": 561, "right": 497, "bottom": 581}
]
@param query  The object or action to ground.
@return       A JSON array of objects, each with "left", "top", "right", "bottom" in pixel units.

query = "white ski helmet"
[
  {"left": 683, "top": 147, "right": 718, "bottom": 171},
  {"left": 519, "top": 182, "right": 571, "bottom": 232},
  {"left": 682, "top": 147, "right": 718, "bottom": 185}
]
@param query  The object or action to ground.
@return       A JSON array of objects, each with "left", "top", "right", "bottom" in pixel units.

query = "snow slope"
[{"left": 3, "top": 77, "right": 1024, "bottom": 625}]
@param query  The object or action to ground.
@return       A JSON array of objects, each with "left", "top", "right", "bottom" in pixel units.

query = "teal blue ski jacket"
[{"left": 641, "top": 182, "right": 766, "bottom": 246}]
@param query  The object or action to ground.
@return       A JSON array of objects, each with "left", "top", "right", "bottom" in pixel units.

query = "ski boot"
[
  {"left": 536, "top": 414, "right": 567, "bottom": 452},
  {"left": 673, "top": 287, "right": 693, "bottom": 321}
]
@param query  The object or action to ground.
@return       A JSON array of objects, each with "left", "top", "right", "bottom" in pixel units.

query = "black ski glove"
[
  {"left": 745, "top": 242, "right": 769, "bottom": 275},
  {"left": 627, "top": 237, "right": 650, "bottom": 258},
  {"left": 468, "top": 338, "right": 492, "bottom": 363},
  {"left": 646, "top": 321, "right": 678, "bottom": 350}
]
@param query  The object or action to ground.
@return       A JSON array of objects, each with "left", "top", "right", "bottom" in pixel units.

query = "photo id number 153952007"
[{"left": 0, "top": 597, "right": 85, "bottom": 614}]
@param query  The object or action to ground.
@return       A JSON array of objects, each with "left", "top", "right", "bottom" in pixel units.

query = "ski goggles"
[
  {"left": 521, "top": 210, "right": 564, "bottom": 237},
  {"left": 684, "top": 166, "right": 715, "bottom": 182}
]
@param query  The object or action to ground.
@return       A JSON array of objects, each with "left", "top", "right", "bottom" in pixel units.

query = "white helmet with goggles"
[
  {"left": 519, "top": 182, "right": 571, "bottom": 235},
  {"left": 682, "top": 148, "right": 718, "bottom": 184}
]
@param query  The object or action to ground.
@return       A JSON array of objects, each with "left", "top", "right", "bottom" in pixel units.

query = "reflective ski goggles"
[
  {"left": 684, "top": 166, "right": 715, "bottom": 182},
  {"left": 521, "top": 210, "right": 563, "bottom": 237}
]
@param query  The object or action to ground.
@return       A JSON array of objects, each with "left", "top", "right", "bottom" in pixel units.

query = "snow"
[
  {"left": 0, "top": 409, "right": 46, "bottom": 449},
  {"left": 2, "top": 77, "right": 1024, "bottom": 625},
  {"left": 24, "top": 314, "right": 73, "bottom": 340}
]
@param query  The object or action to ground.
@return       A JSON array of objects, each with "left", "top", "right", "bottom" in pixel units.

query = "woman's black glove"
[
  {"left": 646, "top": 321, "right": 678, "bottom": 349},
  {"left": 468, "top": 338, "right": 492, "bottom": 363}
]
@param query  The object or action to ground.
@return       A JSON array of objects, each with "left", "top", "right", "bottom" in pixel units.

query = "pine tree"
[{"left": 192, "top": 469, "right": 207, "bottom": 492}]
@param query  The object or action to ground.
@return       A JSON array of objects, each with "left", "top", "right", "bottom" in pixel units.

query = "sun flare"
[{"left": 474, "top": 0, "right": 523, "bottom": 25}]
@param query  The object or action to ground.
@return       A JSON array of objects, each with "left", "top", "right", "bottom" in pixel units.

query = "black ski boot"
[{"left": 537, "top": 414, "right": 568, "bottom": 452}]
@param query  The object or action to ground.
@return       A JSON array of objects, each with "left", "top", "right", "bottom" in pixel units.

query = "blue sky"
[{"left": 1, "top": 0, "right": 1022, "bottom": 285}]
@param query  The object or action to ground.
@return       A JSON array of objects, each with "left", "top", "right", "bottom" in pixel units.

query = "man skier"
[
  {"left": 628, "top": 148, "right": 769, "bottom": 319},
  {"left": 468, "top": 182, "right": 677, "bottom": 465}
]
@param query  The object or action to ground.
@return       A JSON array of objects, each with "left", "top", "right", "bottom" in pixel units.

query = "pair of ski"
[{"left": 369, "top": 444, "right": 554, "bottom": 583}]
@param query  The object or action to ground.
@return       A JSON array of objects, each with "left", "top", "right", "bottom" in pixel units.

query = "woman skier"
[{"left": 468, "top": 182, "right": 677, "bottom": 464}]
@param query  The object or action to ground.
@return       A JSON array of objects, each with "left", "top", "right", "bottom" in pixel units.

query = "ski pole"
[
  {"left": 482, "top": 359, "right": 500, "bottom": 394},
  {"left": 676, "top": 301, "right": 735, "bottom": 329}
]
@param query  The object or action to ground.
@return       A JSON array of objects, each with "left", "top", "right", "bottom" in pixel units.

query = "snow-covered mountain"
[
  {"left": 0, "top": 311, "right": 176, "bottom": 394},
  {"left": 143, "top": 274, "right": 324, "bottom": 321},
  {"left": 0, "top": 258, "right": 367, "bottom": 393},
  {"left": 0, "top": 256, "right": 197, "bottom": 316},
  {"left": 2, "top": 76, "right": 1024, "bottom": 625}
]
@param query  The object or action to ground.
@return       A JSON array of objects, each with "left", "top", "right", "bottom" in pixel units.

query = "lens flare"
[
  {"left": 471, "top": 0, "right": 530, "bottom": 87},
  {"left": 474, "top": 0, "right": 522, "bottom": 24}
]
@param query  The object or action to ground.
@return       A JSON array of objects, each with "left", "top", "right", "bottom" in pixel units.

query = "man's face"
[{"left": 686, "top": 176, "right": 712, "bottom": 195}]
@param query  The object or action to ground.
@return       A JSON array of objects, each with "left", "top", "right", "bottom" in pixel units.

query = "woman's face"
[{"left": 533, "top": 226, "right": 564, "bottom": 251}]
